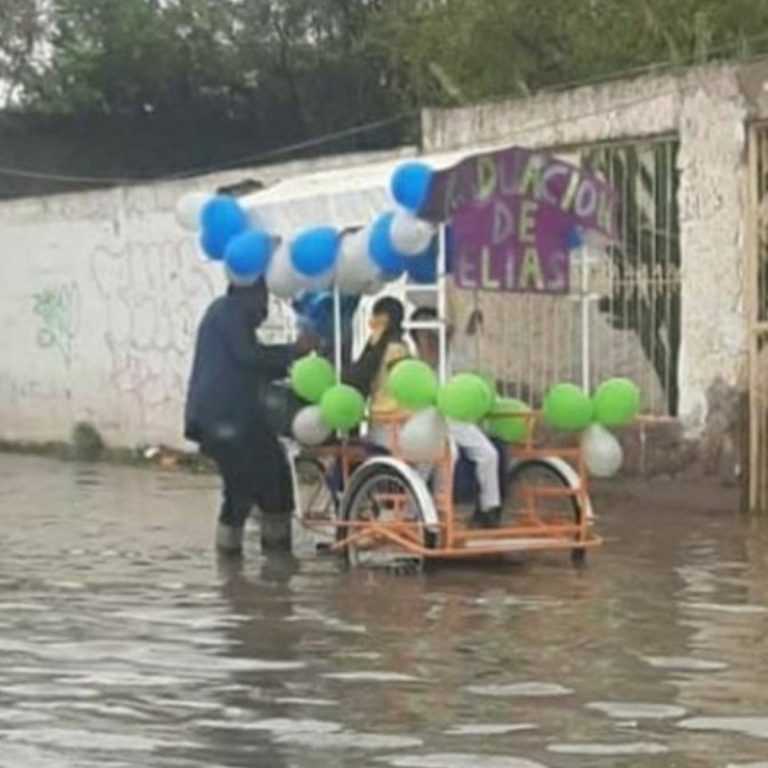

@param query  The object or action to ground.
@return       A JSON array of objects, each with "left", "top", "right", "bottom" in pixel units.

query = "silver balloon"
[
  {"left": 336, "top": 229, "right": 380, "bottom": 294},
  {"left": 399, "top": 408, "right": 449, "bottom": 462},
  {"left": 362, "top": 277, "right": 386, "bottom": 296},
  {"left": 581, "top": 424, "right": 623, "bottom": 478},
  {"left": 266, "top": 244, "right": 310, "bottom": 300},
  {"left": 389, "top": 209, "right": 436, "bottom": 257},
  {"left": 175, "top": 191, "right": 211, "bottom": 231},
  {"left": 306, "top": 268, "right": 335, "bottom": 293},
  {"left": 292, "top": 406, "right": 332, "bottom": 446}
]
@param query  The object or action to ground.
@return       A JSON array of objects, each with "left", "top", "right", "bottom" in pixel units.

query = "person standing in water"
[{"left": 185, "top": 279, "right": 318, "bottom": 554}]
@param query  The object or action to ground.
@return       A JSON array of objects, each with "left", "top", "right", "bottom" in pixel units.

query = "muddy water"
[{"left": 1, "top": 454, "right": 768, "bottom": 767}]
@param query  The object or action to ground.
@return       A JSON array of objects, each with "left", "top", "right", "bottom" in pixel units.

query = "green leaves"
[{"left": 5, "top": 0, "right": 768, "bottom": 190}]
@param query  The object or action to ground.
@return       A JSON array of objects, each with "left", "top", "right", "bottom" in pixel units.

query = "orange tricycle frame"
[{"left": 299, "top": 407, "right": 602, "bottom": 564}]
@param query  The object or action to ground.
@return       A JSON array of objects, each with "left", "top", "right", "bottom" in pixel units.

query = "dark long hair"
[{"left": 343, "top": 296, "right": 404, "bottom": 397}]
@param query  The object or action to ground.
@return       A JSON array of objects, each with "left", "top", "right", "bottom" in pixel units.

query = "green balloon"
[
  {"left": 291, "top": 354, "right": 336, "bottom": 404},
  {"left": 477, "top": 372, "right": 497, "bottom": 413},
  {"left": 388, "top": 359, "right": 438, "bottom": 410},
  {"left": 437, "top": 373, "right": 492, "bottom": 423},
  {"left": 544, "top": 383, "right": 593, "bottom": 432},
  {"left": 592, "top": 378, "right": 640, "bottom": 427},
  {"left": 487, "top": 398, "right": 531, "bottom": 444},
  {"left": 320, "top": 384, "right": 366, "bottom": 431}
]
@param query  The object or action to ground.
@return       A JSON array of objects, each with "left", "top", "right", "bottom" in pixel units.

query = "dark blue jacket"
[{"left": 184, "top": 291, "right": 295, "bottom": 444}]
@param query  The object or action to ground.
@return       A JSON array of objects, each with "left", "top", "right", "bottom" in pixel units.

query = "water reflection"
[{"left": 0, "top": 454, "right": 767, "bottom": 767}]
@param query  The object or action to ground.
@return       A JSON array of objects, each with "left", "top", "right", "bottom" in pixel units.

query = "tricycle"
[
  {"left": 287, "top": 403, "right": 600, "bottom": 571},
  {"left": 275, "top": 148, "right": 619, "bottom": 570}
]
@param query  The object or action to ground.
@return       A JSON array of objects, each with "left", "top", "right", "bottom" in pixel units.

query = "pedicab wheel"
[
  {"left": 340, "top": 463, "right": 436, "bottom": 572},
  {"left": 504, "top": 458, "right": 586, "bottom": 566},
  {"left": 294, "top": 455, "right": 339, "bottom": 550}
]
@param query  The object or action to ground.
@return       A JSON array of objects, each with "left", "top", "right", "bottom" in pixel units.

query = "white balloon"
[
  {"left": 389, "top": 209, "right": 436, "bottom": 257},
  {"left": 293, "top": 406, "right": 332, "bottom": 446},
  {"left": 266, "top": 245, "right": 309, "bottom": 300},
  {"left": 362, "top": 276, "right": 386, "bottom": 296},
  {"left": 336, "top": 229, "right": 380, "bottom": 294},
  {"left": 398, "top": 408, "right": 449, "bottom": 462},
  {"left": 175, "top": 191, "right": 211, "bottom": 231},
  {"left": 306, "top": 268, "right": 335, "bottom": 293},
  {"left": 581, "top": 424, "right": 623, "bottom": 478}
]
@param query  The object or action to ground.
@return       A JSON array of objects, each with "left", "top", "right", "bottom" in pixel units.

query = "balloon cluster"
[
  {"left": 384, "top": 361, "right": 498, "bottom": 461},
  {"left": 381, "top": 361, "right": 640, "bottom": 477},
  {"left": 175, "top": 161, "right": 439, "bottom": 297},
  {"left": 388, "top": 364, "right": 533, "bottom": 461},
  {"left": 543, "top": 378, "right": 641, "bottom": 478},
  {"left": 289, "top": 354, "right": 366, "bottom": 444}
]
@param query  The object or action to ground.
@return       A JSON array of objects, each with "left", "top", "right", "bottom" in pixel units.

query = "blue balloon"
[
  {"left": 291, "top": 227, "right": 340, "bottom": 277},
  {"left": 224, "top": 229, "right": 273, "bottom": 280},
  {"left": 369, "top": 213, "right": 405, "bottom": 277},
  {"left": 406, "top": 243, "right": 438, "bottom": 284},
  {"left": 391, "top": 162, "right": 434, "bottom": 212},
  {"left": 200, "top": 196, "right": 248, "bottom": 260},
  {"left": 292, "top": 290, "right": 360, "bottom": 364},
  {"left": 293, "top": 291, "right": 360, "bottom": 343}
]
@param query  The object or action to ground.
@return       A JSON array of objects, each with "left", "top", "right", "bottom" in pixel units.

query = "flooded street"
[{"left": 1, "top": 454, "right": 768, "bottom": 768}]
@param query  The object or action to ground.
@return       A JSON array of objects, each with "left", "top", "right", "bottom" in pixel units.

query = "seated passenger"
[
  {"left": 410, "top": 307, "right": 501, "bottom": 529},
  {"left": 344, "top": 296, "right": 409, "bottom": 450}
]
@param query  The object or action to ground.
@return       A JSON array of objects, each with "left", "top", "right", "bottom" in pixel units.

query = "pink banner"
[{"left": 420, "top": 147, "right": 619, "bottom": 294}]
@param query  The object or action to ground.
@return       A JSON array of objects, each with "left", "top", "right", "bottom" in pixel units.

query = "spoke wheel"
[
  {"left": 342, "top": 464, "right": 435, "bottom": 571},
  {"left": 505, "top": 458, "right": 585, "bottom": 565}
]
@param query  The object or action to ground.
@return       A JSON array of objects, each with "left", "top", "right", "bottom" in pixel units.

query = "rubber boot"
[
  {"left": 216, "top": 522, "right": 244, "bottom": 555},
  {"left": 260, "top": 512, "right": 292, "bottom": 553}
]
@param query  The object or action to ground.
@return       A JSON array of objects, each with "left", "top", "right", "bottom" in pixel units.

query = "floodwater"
[{"left": 1, "top": 455, "right": 768, "bottom": 768}]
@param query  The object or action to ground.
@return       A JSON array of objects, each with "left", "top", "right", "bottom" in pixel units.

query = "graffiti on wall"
[
  {"left": 32, "top": 281, "right": 81, "bottom": 368},
  {"left": 89, "top": 237, "right": 216, "bottom": 425}
]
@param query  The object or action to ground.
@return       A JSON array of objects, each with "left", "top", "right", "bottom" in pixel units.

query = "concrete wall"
[
  {"left": 0, "top": 149, "right": 410, "bottom": 449},
  {"left": 3, "top": 61, "right": 768, "bottom": 458},
  {"left": 422, "top": 61, "right": 761, "bottom": 434}
]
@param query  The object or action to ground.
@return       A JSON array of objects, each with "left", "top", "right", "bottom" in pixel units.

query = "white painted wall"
[
  {"left": 0, "top": 150, "right": 409, "bottom": 449},
  {"left": 0, "top": 184, "right": 216, "bottom": 448},
  {"left": 0, "top": 61, "right": 763, "bottom": 449}
]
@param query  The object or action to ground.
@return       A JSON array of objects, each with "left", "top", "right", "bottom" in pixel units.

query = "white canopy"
[{"left": 238, "top": 148, "right": 469, "bottom": 237}]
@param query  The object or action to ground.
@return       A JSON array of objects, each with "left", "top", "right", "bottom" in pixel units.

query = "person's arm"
[
  {"left": 383, "top": 341, "right": 409, "bottom": 370},
  {"left": 215, "top": 311, "right": 296, "bottom": 377}
]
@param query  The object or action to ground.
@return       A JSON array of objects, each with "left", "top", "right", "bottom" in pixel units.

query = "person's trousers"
[
  {"left": 447, "top": 421, "right": 501, "bottom": 512},
  {"left": 368, "top": 421, "right": 501, "bottom": 512},
  {"left": 202, "top": 430, "right": 294, "bottom": 529}
]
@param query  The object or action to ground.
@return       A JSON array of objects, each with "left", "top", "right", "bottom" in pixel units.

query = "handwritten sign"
[{"left": 419, "top": 147, "right": 619, "bottom": 294}]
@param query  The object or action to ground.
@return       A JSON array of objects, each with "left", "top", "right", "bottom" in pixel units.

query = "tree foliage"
[
  {"left": 11, "top": 0, "right": 768, "bottom": 115},
  {"left": 2, "top": 0, "right": 768, "bottom": 179},
  {"left": 375, "top": 0, "right": 768, "bottom": 106}
]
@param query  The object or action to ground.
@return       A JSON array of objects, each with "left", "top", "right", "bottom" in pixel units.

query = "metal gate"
[
  {"left": 747, "top": 125, "right": 768, "bottom": 513},
  {"left": 448, "top": 137, "right": 682, "bottom": 415}
]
